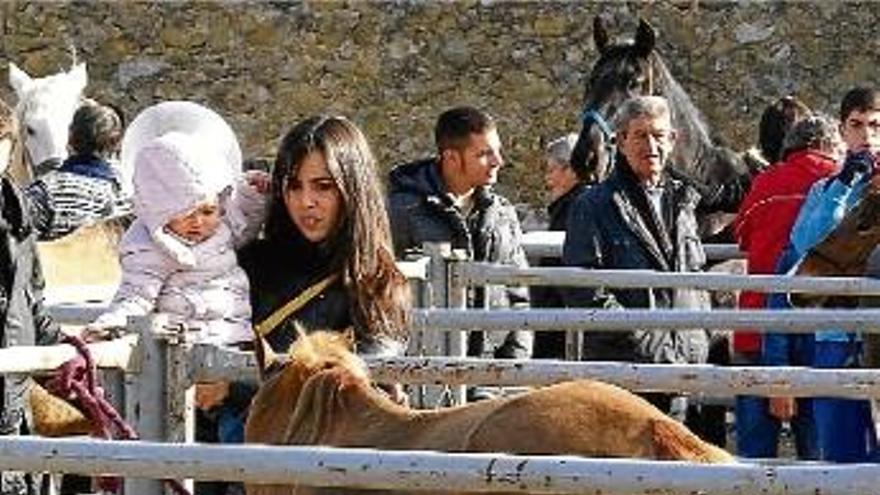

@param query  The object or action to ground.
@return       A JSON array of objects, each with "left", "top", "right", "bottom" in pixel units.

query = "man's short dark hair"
[
  {"left": 434, "top": 106, "right": 495, "bottom": 153},
  {"left": 840, "top": 86, "right": 880, "bottom": 122}
]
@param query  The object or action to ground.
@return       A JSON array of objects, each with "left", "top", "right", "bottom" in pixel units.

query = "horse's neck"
[{"left": 283, "top": 367, "right": 407, "bottom": 446}]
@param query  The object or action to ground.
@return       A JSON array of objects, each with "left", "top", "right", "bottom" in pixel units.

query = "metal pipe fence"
[
  {"left": 411, "top": 307, "right": 880, "bottom": 332},
  {"left": 0, "top": 437, "right": 875, "bottom": 495},
  {"left": 521, "top": 231, "right": 742, "bottom": 261},
  {"left": 456, "top": 261, "right": 880, "bottom": 294}
]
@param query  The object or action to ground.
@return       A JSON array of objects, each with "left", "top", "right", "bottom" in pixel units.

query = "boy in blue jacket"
[{"left": 764, "top": 86, "right": 880, "bottom": 463}]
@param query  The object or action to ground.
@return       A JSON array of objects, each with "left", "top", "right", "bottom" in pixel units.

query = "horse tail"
[{"left": 650, "top": 419, "right": 735, "bottom": 463}]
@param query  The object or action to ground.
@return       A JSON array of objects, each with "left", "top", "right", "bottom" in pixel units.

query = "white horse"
[
  {"left": 7, "top": 62, "right": 122, "bottom": 303},
  {"left": 8, "top": 62, "right": 87, "bottom": 181}
]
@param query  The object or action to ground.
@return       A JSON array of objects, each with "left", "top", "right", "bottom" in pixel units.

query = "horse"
[
  {"left": 571, "top": 17, "right": 751, "bottom": 240},
  {"left": 792, "top": 187, "right": 880, "bottom": 308},
  {"left": 244, "top": 331, "right": 734, "bottom": 495},
  {"left": 8, "top": 61, "right": 88, "bottom": 181},
  {"left": 6, "top": 63, "right": 128, "bottom": 300}
]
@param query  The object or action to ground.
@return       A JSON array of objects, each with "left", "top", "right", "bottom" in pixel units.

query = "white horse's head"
[{"left": 8, "top": 62, "right": 87, "bottom": 176}]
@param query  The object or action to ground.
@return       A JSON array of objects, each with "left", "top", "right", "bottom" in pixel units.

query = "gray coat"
[
  {"left": 0, "top": 177, "right": 58, "bottom": 494},
  {"left": 388, "top": 158, "right": 531, "bottom": 358},
  {"left": 563, "top": 162, "right": 709, "bottom": 364}
]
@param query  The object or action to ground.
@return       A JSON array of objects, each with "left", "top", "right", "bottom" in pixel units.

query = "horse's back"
[
  {"left": 464, "top": 380, "right": 733, "bottom": 463},
  {"left": 37, "top": 221, "right": 122, "bottom": 303}
]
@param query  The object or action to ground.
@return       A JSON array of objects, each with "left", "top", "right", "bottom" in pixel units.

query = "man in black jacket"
[
  {"left": 388, "top": 107, "right": 531, "bottom": 387},
  {"left": 563, "top": 95, "right": 710, "bottom": 416}
]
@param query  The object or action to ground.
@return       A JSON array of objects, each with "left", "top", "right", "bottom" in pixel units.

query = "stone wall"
[{"left": 2, "top": 1, "right": 878, "bottom": 208}]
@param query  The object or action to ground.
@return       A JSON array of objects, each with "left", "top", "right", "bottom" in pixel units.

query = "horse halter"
[{"left": 579, "top": 53, "right": 657, "bottom": 156}]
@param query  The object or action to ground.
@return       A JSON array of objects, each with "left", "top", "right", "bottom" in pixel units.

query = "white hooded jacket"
[{"left": 94, "top": 131, "right": 266, "bottom": 345}]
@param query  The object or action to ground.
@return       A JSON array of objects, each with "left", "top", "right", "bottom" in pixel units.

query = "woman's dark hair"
[
  {"left": 68, "top": 102, "right": 123, "bottom": 159},
  {"left": 758, "top": 95, "right": 811, "bottom": 164},
  {"left": 266, "top": 115, "right": 410, "bottom": 341}
]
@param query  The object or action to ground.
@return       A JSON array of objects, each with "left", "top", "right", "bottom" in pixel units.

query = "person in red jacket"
[{"left": 733, "top": 113, "right": 843, "bottom": 458}]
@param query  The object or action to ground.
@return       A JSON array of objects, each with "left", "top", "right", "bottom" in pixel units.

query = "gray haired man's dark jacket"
[{"left": 563, "top": 159, "right": 710, "bottom": 365}]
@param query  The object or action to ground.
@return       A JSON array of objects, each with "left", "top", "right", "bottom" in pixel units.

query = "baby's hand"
[{"left": 244, "top": 170, "right": 271, "bottom": 195}]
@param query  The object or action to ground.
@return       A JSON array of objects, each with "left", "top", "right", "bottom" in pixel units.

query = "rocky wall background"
[{"left": 2, "top": 1, "right": 879, "bottom": 211}]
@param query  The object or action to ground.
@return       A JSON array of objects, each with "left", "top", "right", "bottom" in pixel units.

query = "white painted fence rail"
[
  {"left": 189, "top": 345, "right": 880, "bottom": 399},
  {"left": 0, "top": 437, "right": 874, "bottom": 495},
  {"left": 0, "top": 334, "right": 138, "bottom": 374},
  {"left": 456, "top": 262, "right": 880, "bottom": 294},
  {"left": 412, "top": 308, "right": 880, "bottom": 332},
  {"left": 521, "top": 231, "right": 742, "bottom": 261}
]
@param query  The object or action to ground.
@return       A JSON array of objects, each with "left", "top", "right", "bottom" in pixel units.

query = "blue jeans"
[
  {"left": 812, "top": 340, "right": 877, "bottom": 463},
  {"left": 734, "top": 350, "right": 818, "bottom": 459},
  {"left": 735, "top": 395, "right": 817, "bottom": 459},
  {"left": 217, "top": 406, "right": 244, "bottom": 444}
]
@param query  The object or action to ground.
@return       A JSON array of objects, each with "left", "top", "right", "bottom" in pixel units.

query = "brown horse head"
[
  {"left": 245, "top": 330, "right": 371, "bottom": 445},
  {"left": 793, "top": 189, "right": 880, "bottom": 307}
]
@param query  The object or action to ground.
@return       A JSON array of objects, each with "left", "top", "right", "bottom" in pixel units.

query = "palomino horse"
[
  {"left": 572, "top": 17, "right": 750, "bottom": 240},
  {"left": 8, "top": 61, "right": 88, "bottom": 181},
  {"left": 245, "top": 331, "right": 734, "bottom": 495}
]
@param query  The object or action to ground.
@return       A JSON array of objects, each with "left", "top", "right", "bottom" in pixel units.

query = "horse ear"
[
  {"left": 593, "top": 16, "right": 610, "bottom": 54},
  {"left": 8, "top": 63, "right": 33, "bottom": 96},
  {"left": 634, "top": 19, "right": 656, "bottom": 58},
  {"left": 68, "top": 63, "right": 87, "bottom": 93}
]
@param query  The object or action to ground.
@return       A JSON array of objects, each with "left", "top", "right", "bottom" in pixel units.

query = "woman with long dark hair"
[
  {"left": 243, "top": 114, "right": 409, "bottom": 355},
  {"left": 195, "top": 116, "right": 410, "bottom": 495}
]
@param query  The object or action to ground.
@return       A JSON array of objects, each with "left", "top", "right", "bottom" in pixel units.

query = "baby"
[{"left": 89, "top": 101, "right": 267, "bottom": 346}]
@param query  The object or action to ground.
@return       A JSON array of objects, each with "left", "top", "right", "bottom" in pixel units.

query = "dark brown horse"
[
  {"left": 572, "top": 17, "right": 751, "bottom": 239},
  {"left": 793, "top": 188, "right": 880, "bottom": 308}
]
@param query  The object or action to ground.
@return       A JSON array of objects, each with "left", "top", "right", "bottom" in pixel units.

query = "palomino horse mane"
[
  {"left": 284, "top": 330, "right": 369, "bottom": 382},
  {"left": 8, "top": 61, "right": 88, "bottom": 179}
]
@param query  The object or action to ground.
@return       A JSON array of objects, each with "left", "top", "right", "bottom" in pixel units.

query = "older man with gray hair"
[{"left": 562, "top": 95, "right": 714, "bottom": 418}]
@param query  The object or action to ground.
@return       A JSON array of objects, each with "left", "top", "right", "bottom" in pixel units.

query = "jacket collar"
[
  {"left": 783, "top": 149, "right": 840, "bottom": 176},
  {"left": 548, "top": 183, "right": 587, "bottom": 220},
  {"left": 608, "top": 161, "right": 674, "bottom": 270},
  {"left": 58, "top": 154, "right": 121, "bottom": 186}
]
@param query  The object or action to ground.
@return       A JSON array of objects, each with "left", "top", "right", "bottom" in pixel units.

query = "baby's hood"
[
  {"left": 133, "top": 132, "right": 236, "bottom": 266},
  {"left": 123, "top": 101, "right": 242, "bottom": 266}
]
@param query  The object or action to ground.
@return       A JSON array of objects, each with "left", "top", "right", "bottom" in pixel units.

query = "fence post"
[
  {"left": 418, "top": 242, "right": 452, "bottom": 408},
  {"left": 124, "top": 315, "right": 166, "bottom": 495},
  {"left": 447, "top": 249, "right": 469, "bottom": 405},
  {"left": 165, "top": 330, "right": 195, "bottom": 493}
]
